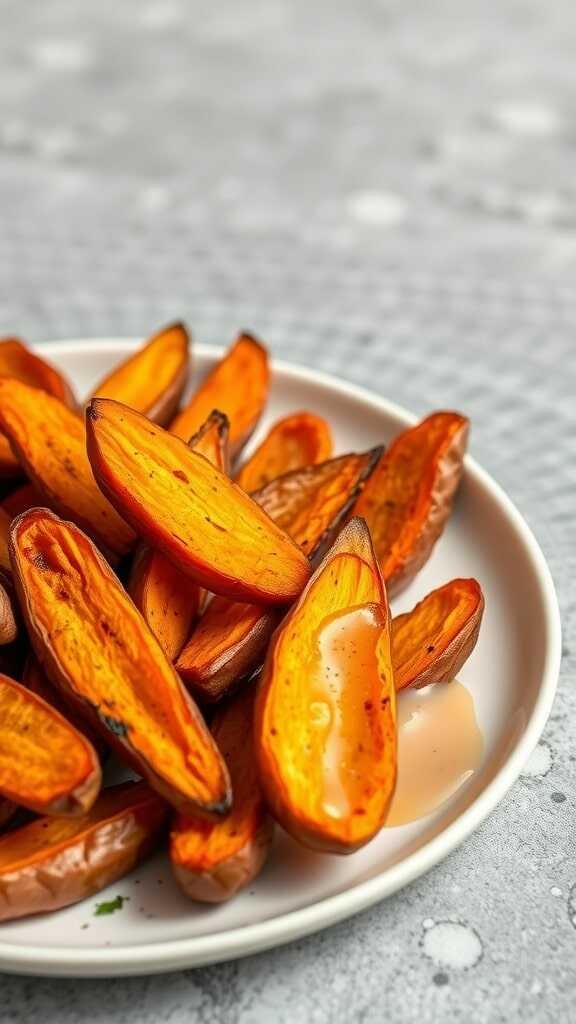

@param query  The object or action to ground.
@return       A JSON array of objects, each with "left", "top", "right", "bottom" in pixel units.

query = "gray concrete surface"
[{"left": 0, "top": 1, "right": 574, "bottom": 1020}]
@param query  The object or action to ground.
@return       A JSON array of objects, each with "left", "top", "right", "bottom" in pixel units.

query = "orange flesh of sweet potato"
[
  {"left": 128, "top": 413, "right": 230, "bottom": 661},
  {"left": 0, "top": 780, "right": 168, "bottom": 922},
  {"left": 9, "top": 509, "right": 231, "bottom": 818},
  {"left": 255, "top": 518, "right": 397, "bottom": 854},
  {"left": 170, "top": 334, "right": 269, "bottom": 458},
  {"left": 392, "top": 578, "right": 484, "bottom": 690},
  {"left": 235, "top": 412, "right": 333, "bottom": 492},
  {"left": 171, "top": 688, "right": 273, "bottom": 903},
  {"left": 22, "top": 653, "right": 108, "bottom": 761},
  {"left": 176, "top": 449, "right": 382, "bottom": 701},
  {"left": 0, "top": 338, "right": 77, "bottom": 477},
  {"left": 129, "top": 545, "right": 200, "bottom": 664},
  {"left": 0, "top": 673, "right": 101, "bottom": 816},
  {"left": 352, "top": 412, "right": 469, "bottom": 595},
  {"left": 1, "top": 483, "right": 46, "bottom": 520},
  {"left": 87, "top": 399, "right": 310, "bottom": 604},
  {"left": 88, "top": 322, "right": 190, "bottom": 425},
  {"left": 0, "top": 380, "right": 134, "bottom": 557}
]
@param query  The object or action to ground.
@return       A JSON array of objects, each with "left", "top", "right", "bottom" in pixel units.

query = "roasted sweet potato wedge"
[
  {"left": 128, "top": 412, "right": 231, "bottom": 660},
  {"left": 235, "top": 412, "right": 333, "bottom": 492},
  {"left": 170, "top": 334, "right": 269, "bottom": 458},
  {"left": 171, "top": 688, "right": 273, "bottom": 903},
  {"left": 128, "top": 545, "right": 200, "bottom": 664},
  {"left": 0, "top": 781, "right": 168, "bottom": 922},
  {"left": 190, "top": 409, "right": 231, "bottom": 472},
  {"left": 0, "top": 578, "right": 17, "bottom": 645},
  {"left": 177, "top": 449, "right": 381, "bottom": 702},
  {"left": 10, "top": 509, "right": 231, "bottom": 818},
  {"left": 88, "top": 322, "right": 190, "bottom": 425},
  {"left": 87, "top": 399, "right": 310, "bottom": 604},
  {"left": 352, "top": 412, "right": 469, "bottom": 595},
  {"left": 253, "top": 448, "right": 382, "bottom": 560},
  {"left": 1, "top": 483, "right": 45, "bottom": 520},
  {"left": 177, "top": 599, "right": 280, "bottom": 703},
  {"left": 255, "top": 518, "right": 397, "bottom": 854},
  {"left": 0, "top": 673, "right": 101, "bottom": 817},
  {"left": 0, "top": 338, "right": 77, "bottom": 477},
  {"left": 0, "top": 380, "right": 134, "bottom": 558},
  {"left": 392, "top": 578, "right": 484, "bottom": 690},
  {"left": 22, "top": 653, "right": 108, "bottom": 762}
]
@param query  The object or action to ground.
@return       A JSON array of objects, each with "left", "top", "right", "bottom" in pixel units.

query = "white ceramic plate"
[{"left": 0, "top": 340, "right": 561, "bottom": 978}]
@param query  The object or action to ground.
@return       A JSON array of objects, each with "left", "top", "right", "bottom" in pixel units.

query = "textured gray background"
[{"left": 0, "top": 1, "right": 575, "bottom": 1021}]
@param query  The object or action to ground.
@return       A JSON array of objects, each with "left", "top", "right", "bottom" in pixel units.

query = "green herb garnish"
[{"left": 94, "top": 895, "right": 128, "bottom": 916}]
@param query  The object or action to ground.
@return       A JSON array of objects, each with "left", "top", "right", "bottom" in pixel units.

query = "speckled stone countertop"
[{"left": 0, "top": 1, "right": 574, "bottom": 1020}]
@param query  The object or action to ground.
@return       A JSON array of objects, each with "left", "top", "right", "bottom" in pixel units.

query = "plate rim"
[{"left": 0, "top": 338, "right": 562, "bottom": 977}]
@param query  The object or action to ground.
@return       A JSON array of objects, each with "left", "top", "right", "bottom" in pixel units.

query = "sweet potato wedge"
[
  {"left": 0, "top": 673, "right": 101, "bottom": 817},
  {"left": 352, "top": 412, "right": 469, "bottom": 595},
  {"left": 176, "top": 449, "right": 381, "bottom": 702},
  {"left": 170, "top": 333, "right": 269, "bottom": 458},
  {"left": 128, "top": 545, "right": 200, "bottom": 664},
  {"left": 10, "top": 509, "right": 231, "bottom": 818},
  {"left": 171, "top": 688, "right": 273, "bottom": 903},
  {"left": 88, "top": 322, "right": 190, "bottom": 425},
  {"left": 177, "top": 599, "right": 280, "bottom": 703},
  {"left": 1, "top": 483, "right": 45, "bottom": 520},
  {"left": 0, "top": 338, "right": 77, "bottom": 477},
  {"left": 87, "top": 399, "right": 310, "bottom": 604},
  {"left": 0, "top": 577, "right": 17, "bottom": 645},
  {"left": 252, "top": 448, "right": 382, "bottom": 560},
  {"left": 0, "top": 781, "right": 168, "bottom": 922},
  {"left": 22, "top": 653, "right": 108, "bottom": 762},
  {"left": 255, "top": 518, "right": 397, "bottom": 854},
  {"left": 0, "top": 380, "right": 134, "bottom": 558},
  {"left": 235, "top": 412, "right": 333, "bottom": 492},
  {"left": 128, "top": 412, "right": 231, "bottom": 660},
  {"left": 190, "top": 409, "right": 231, "bottom": 472},
  {"left": 392, "top": 578, "right": 484, "bottom": 690}
]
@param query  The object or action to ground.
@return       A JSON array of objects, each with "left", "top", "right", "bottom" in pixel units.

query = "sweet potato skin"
[
  {"left": 0, "top": 380, "right": 135, "bottom": 557},
  {"left": 0, "top": 577, "right": 17, "bottom": 645},
  {"left": 170, "top": 333, "right": 269, "bottom": 458},
  {"left": 353, "top": 412, "right": 469, "bottom": 595},
  {"left": 0, "top": 781, "right": 168, "bottom": 922},
  {"left": 176, "top": 449, "right": 382, "bottom": 702},
  {"left": 0, "top": 673, "right": 101, "bottom": 817},
  {"left": 392, "top": 578, "right": 484, "bottom": 690},
  {"left": 177, "top": 599, "right": 280, "bottom": 703},
  {"left": 9, "top": 508, "right": 231, "bottom": 818},
  {"left": 87, "top": 399, "right": 310, "bottom": 605},
  {"left": 255, "top": 518, "right": 397, "bottom": 854},
  {"left": 88, "top": 322, "right": 190, "bottom": 425},
  {"left": 171, "top": 689, "right": 273, "bottom": 903},
  {"left": 235, "top": 412, "right": 333, "bottom": 492},
  {"left": 0, "top": 338, "right": 77, "bottom": 477}
]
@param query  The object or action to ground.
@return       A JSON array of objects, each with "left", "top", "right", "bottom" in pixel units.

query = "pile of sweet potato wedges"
[{"left": 0, "top": 325, "right": 484, "bottom": 919}]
